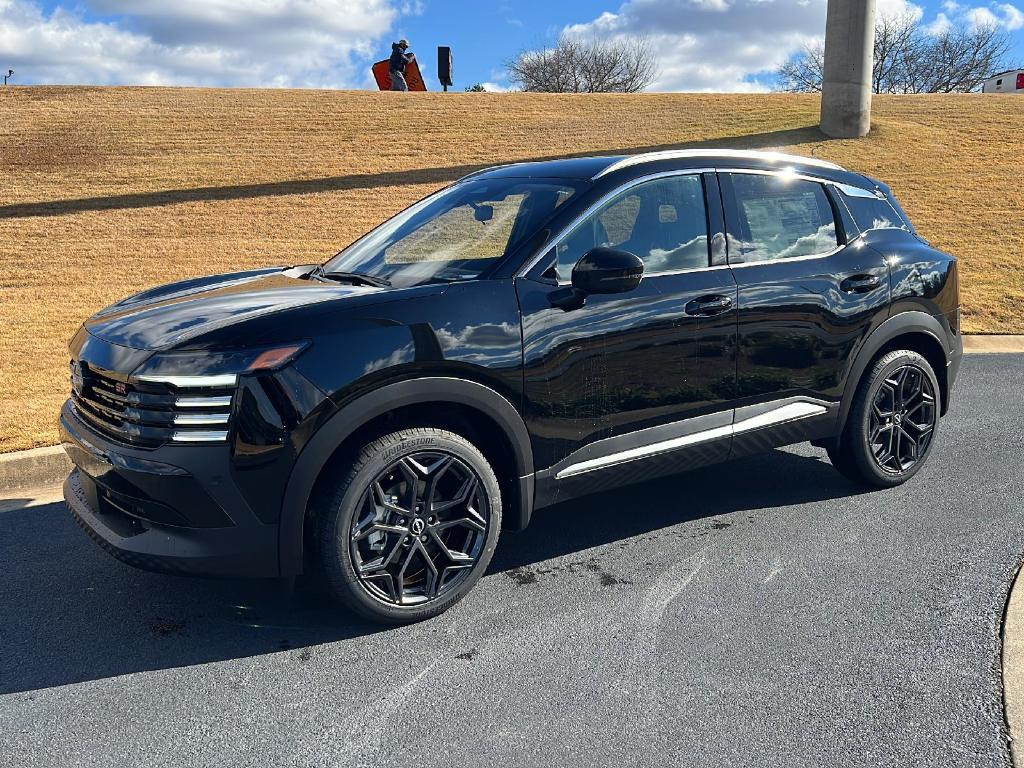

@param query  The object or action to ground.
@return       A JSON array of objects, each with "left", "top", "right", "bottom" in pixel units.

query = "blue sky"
[{"left": 3, "top": 0, "right": 1022, "bottom": 91}]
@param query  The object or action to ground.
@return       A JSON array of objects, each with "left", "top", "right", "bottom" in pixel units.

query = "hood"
[{"left": 84, "top": 267, "right": 385, "bottom": 351}]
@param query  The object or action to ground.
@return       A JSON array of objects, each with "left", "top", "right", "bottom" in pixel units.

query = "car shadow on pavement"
[
  {"left": 489, "top": 447, "right": 865, "bottom": 573},
  {"left": 0, "top": 447, "right": 864, "bottom": 696}
]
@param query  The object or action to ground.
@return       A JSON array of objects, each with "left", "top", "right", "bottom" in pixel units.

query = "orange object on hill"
[{"left": 372, "top": 59, "right": 427, "bottom": 91}]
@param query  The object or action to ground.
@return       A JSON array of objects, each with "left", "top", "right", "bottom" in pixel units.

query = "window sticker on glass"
[{"left": 730, "top": 175, "right": 839, "bottom": 262}]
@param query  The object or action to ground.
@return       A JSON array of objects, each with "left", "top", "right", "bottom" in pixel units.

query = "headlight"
[{"left": 130, "top": 343, "right": 309, "bottom": 388}]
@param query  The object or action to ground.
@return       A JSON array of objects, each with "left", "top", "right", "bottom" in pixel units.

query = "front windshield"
[{"left": 323, "top": 176, "right": 585, "bottom": 287}]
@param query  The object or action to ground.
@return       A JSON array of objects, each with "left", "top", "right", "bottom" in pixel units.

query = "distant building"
[{"left": 982, "top": 69, "right": 1024, "bottom": 94}]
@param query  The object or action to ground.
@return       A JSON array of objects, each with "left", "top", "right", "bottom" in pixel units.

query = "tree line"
[
  {"left": 501, "top": 13, "right": 1013, "bottom": 95},
  {"left": 777, "top": 12, "right": 1014, "bottom": 93}
]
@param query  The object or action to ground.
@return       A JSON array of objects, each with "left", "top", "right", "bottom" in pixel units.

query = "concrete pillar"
[{"left": 820, "top": 0, "right": 877, "bottom": 138}]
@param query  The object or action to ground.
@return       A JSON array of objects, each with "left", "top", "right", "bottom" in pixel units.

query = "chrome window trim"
[
  {"left": 835, "top": 181, "right": 885, "bottom": 199},
  {"left": 554, "top": 399, "right": 829, "bottom": 479},
  {"left": 727, "top": 243, "right": 847, "bottom": 267},
  {"left": 592, "top": 150, "right": 844, "bottom": 180},
  {"left": 517, "top": 165, "right": 879, "bottom": 282}
]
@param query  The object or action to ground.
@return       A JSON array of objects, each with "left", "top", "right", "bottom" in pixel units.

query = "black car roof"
[
  {"left": 462, "top": 156, "right": 625, "bottom": 181},
  {"left": 464, "top": 149, "right": 876, "bottom": 190}
]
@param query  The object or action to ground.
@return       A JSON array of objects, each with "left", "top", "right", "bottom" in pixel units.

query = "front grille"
[{"left": 70, "top": 361, "right": 235, "bottom": 449}]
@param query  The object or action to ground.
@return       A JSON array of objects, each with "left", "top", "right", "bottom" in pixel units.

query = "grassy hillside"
[{"left": 1, "top": 86, "right": 1022, "bottom": 453}]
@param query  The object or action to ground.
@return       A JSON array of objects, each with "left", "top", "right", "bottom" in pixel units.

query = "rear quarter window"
[{"left": 842, "top": 193, "right": 907, "bottom": 233}]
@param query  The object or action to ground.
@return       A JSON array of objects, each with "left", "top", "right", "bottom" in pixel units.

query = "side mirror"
[
  {"left": 473, "top": 204, "right": 494, "bottom": 223},
  {"left": 572, "top": 247, "right": 644, "bottom": 295},
  {"left": 550, "top": 248, "right": 644, "bottom": 310}
]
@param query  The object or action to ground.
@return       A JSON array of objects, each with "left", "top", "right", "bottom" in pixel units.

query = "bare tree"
[
  {"left": 776, "top": 13, "right": 1012, "bottom": 94},
  {"left": 507, "top": 35, "right": 658, "bottom": 93},
  {"left": 872, "top": 11, "right": 924, "bottom": 93},
  {"left": 777, "top": 45, "right": 824, "bottom": 93},
  {"left": 922, "top": 22, "right": 1012, "bottom": 92}
]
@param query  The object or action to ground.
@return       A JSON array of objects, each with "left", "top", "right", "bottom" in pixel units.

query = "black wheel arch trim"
[
  {"left": 279, "top": 377, "right": 535, "bottom": 576},
  {"left": 839, "top": 310, "right": 952, "bottom": 430}
]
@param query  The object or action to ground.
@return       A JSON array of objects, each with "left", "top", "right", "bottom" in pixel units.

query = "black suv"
[{"left": 62, "top": 150, "right": 961, "bottom": 623}]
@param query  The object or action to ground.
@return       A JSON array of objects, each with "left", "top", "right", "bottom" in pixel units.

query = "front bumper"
[{"left": 61, "top": 404, "right": 280, "bottom": 578}]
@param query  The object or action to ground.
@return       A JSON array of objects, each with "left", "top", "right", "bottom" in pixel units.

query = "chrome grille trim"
[
  {"left": 170, "top": 430, "right": 230, "bottom": 443},
  {"left": 173, "top": 413, "right": 231, "bottom": 426},
  {"left": 70, "top": 362, "right": 235, "bottom": 448},
  {"left": 175, "top": 395, "right": 233, "bottom": 408},
  {"left": 134, "top": 373, "right": 238, "bottom": 388}
]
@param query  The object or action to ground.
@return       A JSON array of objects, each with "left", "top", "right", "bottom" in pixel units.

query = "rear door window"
[{"left": 723, "top": 173, "right": 839, "bottom": 262}]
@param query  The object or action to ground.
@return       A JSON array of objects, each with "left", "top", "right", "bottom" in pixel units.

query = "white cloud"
[
  {"left": 944, "top": 1, "right": 1024, "bottom": 31},
  {"left": 0, "top": 0, "right": 402, "bottom": 87},
  {"left": 564, "top": 0, "right": 833, "bottom": 92},
  {"left": 984, "top": 2, "right": 1024, "bottom": 29},
  {"left": 560, "top": 0, "right": 1020, "bottom": 92},
  {"left": 876, "top": 0, "right": 925, "bottom": 21},
  {"left": 924, "top": 11, "right": 954, "bottom": 33}
]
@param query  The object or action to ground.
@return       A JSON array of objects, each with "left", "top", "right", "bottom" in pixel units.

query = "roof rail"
[
  {"left": 457, "top": 163, "right": 515, "bottom": 182},
  {"left": 592, "top": 149, "right": 844, "bottom": 179}
]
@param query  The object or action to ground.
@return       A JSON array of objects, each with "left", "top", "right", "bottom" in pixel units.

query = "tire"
[
  {"left": 829, "top": 349, "right": 941, "bottom": 488},
  {"left": 317, "top": 427, "right": 501, "bottom": 624}
]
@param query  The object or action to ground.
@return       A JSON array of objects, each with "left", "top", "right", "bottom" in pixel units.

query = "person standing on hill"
[{"left": 389, "top": 39, "right": 415, "bottom": 91}]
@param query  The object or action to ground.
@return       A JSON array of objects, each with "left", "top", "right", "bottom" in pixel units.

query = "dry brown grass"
[{"left": 1, "top": 86, "right": 1022, "bottom": 453}]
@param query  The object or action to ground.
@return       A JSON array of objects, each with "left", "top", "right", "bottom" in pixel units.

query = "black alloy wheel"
[
  {"left": 867, "top": 363, "right": 937, "bottom": 474},
  {"left": 828, "top": 349, "right": 942, "bottom": 488},
  {"left": 317, "top": 427, "right": 502, "bottom": 623},
  {"left": 350, "top": 451, "right": 490, "bottom": 606}
]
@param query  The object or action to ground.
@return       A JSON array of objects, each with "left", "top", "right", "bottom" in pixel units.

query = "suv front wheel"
[
  {"left": 317, "top": 427, "right": 502, "bottom": 623},
  {"left": 829, "top": 349, "right": 941, "bottom": 488}
]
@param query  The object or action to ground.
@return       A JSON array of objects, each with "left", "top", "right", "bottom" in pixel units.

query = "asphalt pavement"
[{"left": 1, "top": 354, "right": 1022, "bottom": 768}]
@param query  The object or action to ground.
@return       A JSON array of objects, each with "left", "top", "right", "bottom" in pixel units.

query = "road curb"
[
  {"left": 963, "top": 336, "right": 1024, "bottom": 354},
  {"left": 0, "top": 336, "right": 1020, "bottom": 497},
  {"left": 0, "top": 446, "right": 71, "bottom": 495},
  {"left": 1004, "top": 560, "right": 1024, "bottom": 766}
]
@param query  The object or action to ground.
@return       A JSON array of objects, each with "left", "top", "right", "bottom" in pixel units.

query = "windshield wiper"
[{"left": 315, "top": 268, "right": 391, "bottom": 288}]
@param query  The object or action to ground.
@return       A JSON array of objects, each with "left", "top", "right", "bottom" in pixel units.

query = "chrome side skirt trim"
[
  {"left": 554, "top": 399, "right": 828, "bottom": 480},
  {"left": 556, "top": 423, "right": 733, "bottom": 479}
]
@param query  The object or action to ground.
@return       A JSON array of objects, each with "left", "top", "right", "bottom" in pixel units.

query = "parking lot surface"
[{"left": 1, "top": 355, "right": 1021, "bottom": 767}]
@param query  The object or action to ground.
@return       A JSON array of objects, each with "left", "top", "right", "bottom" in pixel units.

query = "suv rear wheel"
[
  {"left": 317, "top": 427, "right": 501, "bottom": 623},
  {"left": 829, "top": 349, "right": 940, "bottom": 488}
]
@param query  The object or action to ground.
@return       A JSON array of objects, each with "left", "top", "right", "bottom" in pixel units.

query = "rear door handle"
[
  {"left": 841, "top": 274, "right": 882, "bottom": 293},
  {"left": 685, "top": 294, "right": 734, "bottom": 316}
]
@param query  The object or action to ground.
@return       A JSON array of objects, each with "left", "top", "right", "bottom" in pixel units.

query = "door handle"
[
  {"left": 840, "top": 274, "right": 882, "bottom": 293},
  {"left": 685, "top": 294, "right": 734, "bottom": 316}
]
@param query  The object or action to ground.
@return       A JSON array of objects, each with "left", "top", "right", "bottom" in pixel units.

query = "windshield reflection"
[{"left": 323, "top": 177, "right": 586, "bottom": 288}]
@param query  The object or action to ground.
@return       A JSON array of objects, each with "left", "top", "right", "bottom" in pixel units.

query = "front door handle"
[
  {"left": 685, "top": 294, "right": 734, "bottom": 316},
  {"left": 840, "top": 274, "right": 882, "bottom": 293}
]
